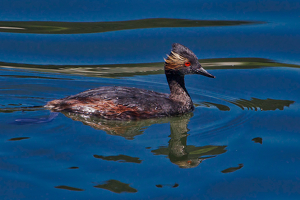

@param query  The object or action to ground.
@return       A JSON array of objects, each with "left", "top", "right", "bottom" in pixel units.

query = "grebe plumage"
[{"left": 45, "top": 43, "right": 215, "bottom": 120}]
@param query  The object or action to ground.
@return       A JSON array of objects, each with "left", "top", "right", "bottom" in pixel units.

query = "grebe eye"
[{"left": 185, "top": 62, "right": 191, "bottom": 67}]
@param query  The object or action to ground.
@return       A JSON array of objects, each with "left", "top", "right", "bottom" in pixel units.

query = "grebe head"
[{"left": 165, "top": 43, "right": 215, "bottom": 78}]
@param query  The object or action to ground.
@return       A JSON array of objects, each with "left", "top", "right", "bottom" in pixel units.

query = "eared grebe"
[{"left": 45, "top": 43, "right": 215, "bottom": 120}]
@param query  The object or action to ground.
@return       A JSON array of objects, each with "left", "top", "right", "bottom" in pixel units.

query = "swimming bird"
[{"left": 45, "top": 43, "right": 215, "bottom": 120}]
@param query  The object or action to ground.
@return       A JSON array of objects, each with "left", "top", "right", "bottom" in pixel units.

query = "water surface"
[{"left": 1, "top": 0, "right": 300, "bottom": 199}]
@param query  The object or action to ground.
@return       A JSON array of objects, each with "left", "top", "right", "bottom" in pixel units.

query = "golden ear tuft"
[
  {"left": 165, "top": 52, "right": 186, "bottom": 63},
  {"left": 165, "top": 51, "right": 188, "bottom": 70}
]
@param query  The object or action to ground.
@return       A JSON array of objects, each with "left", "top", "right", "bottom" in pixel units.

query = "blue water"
[{"left": 1, "top": 0, "right": 300, "bottom": 199}]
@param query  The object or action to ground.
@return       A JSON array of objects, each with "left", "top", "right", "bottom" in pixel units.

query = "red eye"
[{"left": 185, "top": 62, "right": 191, "bottom": 67}]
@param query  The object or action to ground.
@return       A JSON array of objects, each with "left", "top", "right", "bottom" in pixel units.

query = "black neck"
[{"left": 165, "top": 70, "right": 193, "bottom": 106}]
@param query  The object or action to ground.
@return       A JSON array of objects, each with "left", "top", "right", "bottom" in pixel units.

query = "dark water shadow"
[
  {"left": 252, "top": 137, "right": 263, "bottom": 144},
  {"left": 156, "top": 183, "right": 179, "bottom": 188},
  {"left": 8, "top": 137, "right": 30, "bottom": 141},
  {"left": 1, "top": 57, "right": 299, "bottom": 78},
  {"left": 68, "top": 166, "right": 79, "bottom": 169},
  {"left": 201, "top": 98, "right": 294, "bottom": 111},
  {"left": 93, "top": 154, "right": 142, "bottom": 164},
  {"left": 55, "top": 185, "right": 84, "bottom": 191},
  {"left": 55, "top": 179, "right": 137, "bottom": 194},
  {"left": 94, "top": 180, "right": 137, "bottom": 193},
  {"left": 221, "top": 164, "right": 244, "bottom": 173},
  {"left": 0, "top": 18, "right": 262, "bottom": 34},
  {"left": 230, "top": 98, "right": 295, "bottom": 111}
]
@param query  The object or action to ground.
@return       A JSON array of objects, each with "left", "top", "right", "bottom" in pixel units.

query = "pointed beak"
[{"left": 195, "top": 67, "right": 215, "bottom": 78}]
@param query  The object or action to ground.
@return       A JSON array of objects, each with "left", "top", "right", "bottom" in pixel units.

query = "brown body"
[{"left": 46, "top": 86, "right": 182, "bottom": 120}]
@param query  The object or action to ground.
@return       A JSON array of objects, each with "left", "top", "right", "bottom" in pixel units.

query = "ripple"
[
  {"left": 0, "top": 19, "right": 262, "bottom": 34},
  {"left": 189, "top": 87, "right": 295, "bottom": 139},
  {"left": 0, "top": 74, "right": 72, "bottom": 80},
  {"left": 1, "top": 58, "right": 299, "bottom": 78},
  {"left": 0, "top": 105, "right": 44, "bottom": 113}
]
